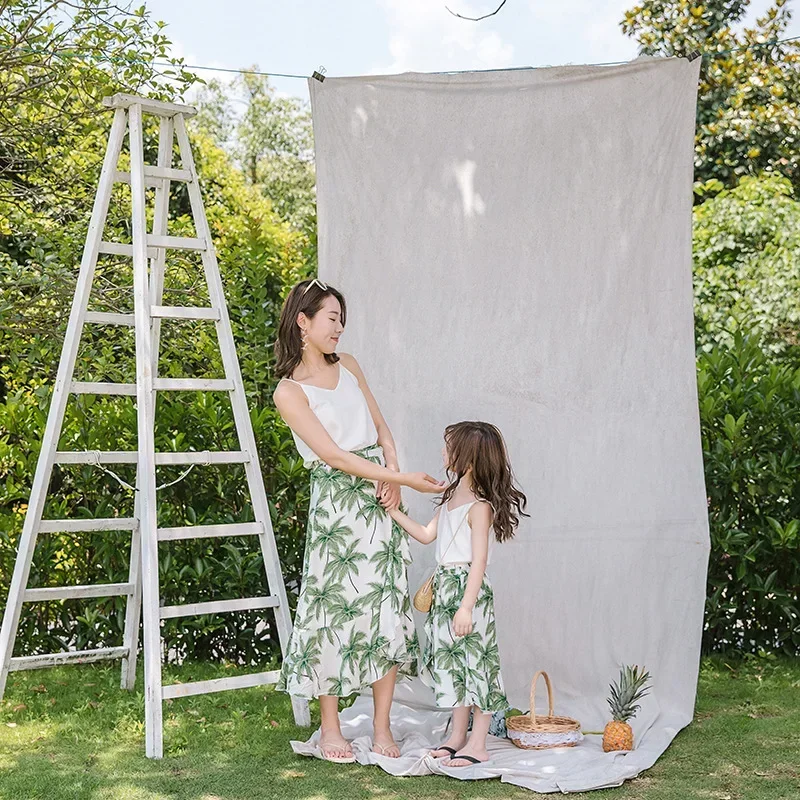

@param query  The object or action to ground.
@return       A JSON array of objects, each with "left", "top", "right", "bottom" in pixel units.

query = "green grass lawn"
[{"left": 0, "top": 655, "right": 797, "bottom": 800}]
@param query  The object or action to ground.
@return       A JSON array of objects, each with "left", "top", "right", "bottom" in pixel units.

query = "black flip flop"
[
  {"left": 430, "top": 745, "right": 457, "bottom": 757},
  {"left": 447, "top": 753, "right": 484, "bottom": 766}
]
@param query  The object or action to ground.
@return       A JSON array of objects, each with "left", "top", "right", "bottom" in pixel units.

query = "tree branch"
[{"left": 445, "top": 0, "right": 507, "bottom": 21}]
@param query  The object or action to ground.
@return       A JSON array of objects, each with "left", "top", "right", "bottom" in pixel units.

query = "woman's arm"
[
  {"left": 273, "top": 380, "right": 441, "bottom": 491},
  {"left": 388, "top": 506, "right": 441, "bottom": 545},
  {"left": 338, "top": 353, "right": 399, "bottom": 469},
  {"left": 452, "top": 502, "right": 493, "bottom": 636}
]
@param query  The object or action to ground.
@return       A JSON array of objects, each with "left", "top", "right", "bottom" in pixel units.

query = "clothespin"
[
  {"left": 312, "top": 66, "right": 327, "bottom": 83},
  {"left": 687, "top": 51, "right": 701, "bottom": 62}
]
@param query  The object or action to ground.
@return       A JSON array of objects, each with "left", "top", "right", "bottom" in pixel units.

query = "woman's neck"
[{"left": 298, "top": 349, "right": 329, "bottom": 376}]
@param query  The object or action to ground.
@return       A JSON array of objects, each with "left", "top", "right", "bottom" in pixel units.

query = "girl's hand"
[
  {"left": 378, "top": 480, "right": 401, "bottom": 511},
  {"left": 452, "top": 606, "right": 473, "bottom": 637}
]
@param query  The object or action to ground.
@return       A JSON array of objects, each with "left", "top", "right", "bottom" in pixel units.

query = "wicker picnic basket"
[{"left": 506, "top": 671, "right": 583, "bottom": 750}]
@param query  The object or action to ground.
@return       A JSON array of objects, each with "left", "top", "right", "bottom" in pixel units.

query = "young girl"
[{"left": 387, "top": 421, "right": 528, "bottom": 767}]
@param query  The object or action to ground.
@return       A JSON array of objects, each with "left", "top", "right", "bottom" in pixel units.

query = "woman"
[{"left": 273, "top": 278, "right": 442, "bottom": 763}]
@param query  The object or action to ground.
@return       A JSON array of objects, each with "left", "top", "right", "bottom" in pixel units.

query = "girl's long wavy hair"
[
  {"left": 273, "top": 279, "right": 347, "bottom": 379},
  {"left": 439, "top": 421, "right": 528, "bottom": 542}
]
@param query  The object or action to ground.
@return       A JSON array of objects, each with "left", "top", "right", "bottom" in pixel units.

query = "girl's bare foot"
[
  {"left": 445, "top": 742, "right": 490, "bottom": 767},
  {"left": 429, "top": 734, "right": 468, "bottom": 759}
]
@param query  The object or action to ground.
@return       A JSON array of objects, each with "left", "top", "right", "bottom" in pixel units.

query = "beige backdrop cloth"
[{"left": 290, "top": 56, "right": 708, "bottom": 793}]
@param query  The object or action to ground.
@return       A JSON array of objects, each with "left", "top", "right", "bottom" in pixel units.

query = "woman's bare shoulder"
[
  {"left": 338, "top": 352, "right": 366, "bottom": 380},
  {"left": 272, "top": 378, "right": 308, "bottom": 409}
]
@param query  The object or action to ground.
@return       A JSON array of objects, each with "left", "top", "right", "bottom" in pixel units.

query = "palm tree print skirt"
[
  {"left": 421, "top": 565, "right": 509, "bottom": 712},
  {"left": 277, "top": 443, "right": 419, "bottom": 698}
]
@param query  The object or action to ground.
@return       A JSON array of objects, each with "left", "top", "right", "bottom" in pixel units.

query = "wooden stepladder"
[{"left": 0, "top": 93, "right": 309, "bottom": 758}]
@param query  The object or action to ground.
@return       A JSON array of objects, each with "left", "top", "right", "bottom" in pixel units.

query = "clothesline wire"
[{"left": 2, "top": 33, "right": 800, "bottom": 81}]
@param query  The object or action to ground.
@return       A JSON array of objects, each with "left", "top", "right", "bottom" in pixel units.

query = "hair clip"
[{"left": 303, "top": 278, "right": 329, "bottom": 294}]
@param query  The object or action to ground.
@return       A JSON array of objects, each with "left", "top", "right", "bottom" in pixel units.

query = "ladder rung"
[
  {"left": 24, "top": 583, "right": 134, "bottom": 601},
  {"left": 146, "top": 235, "right": 206, "bottom": 251},
  {"left": 55, "top": 451, "right": 250, "bottom": 465},
  {"left": 98, "top": 241, "right": 159, "bottom": 259},
  {"left": 103, "top": 93, "right": 197, "bottom": 118},
  {"left": 84, "top": 311, "right": 135, "bottom": 326},
  {"left": 153, "top": 378, "right": 233, "bottom": 391},
  {"left": 150, "top": 305, "right": 220, "bottom": 321},
  {"left": 71, "top": 381, "right": 137, "bottom": 396},
  {"left": 115, "top": 166, "right": 193, "bottom": 186},
  {"left": 158, "top": 522, "right": 263, "bottom": 542},
  {"left": 161, "top": 670, "right": 280, "bottom": 700},
  {"left": 8, "top": 646, "right": 129, "bottom": 672},
  {"left": 159, "top": 595, "right": 279, "bottom": 620},
  {"left": 39, "top": 518, "right": 137, "bottom": 533}
]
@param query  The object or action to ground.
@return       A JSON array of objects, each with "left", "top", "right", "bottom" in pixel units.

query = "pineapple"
[{"left": 602, "top": 665, "right": 651, "bottom": 752}]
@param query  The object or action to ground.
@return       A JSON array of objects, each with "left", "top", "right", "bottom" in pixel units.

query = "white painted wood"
[
  {"left": 0, "top": 108, "right": 127, "bottom": 701},
  {"left": 152, "top": 378, "right": 233, "bottom": 391},
  {"left": 54, "top": 450, "right": 250, "bottom": 465},
  {"left": 39, "top": 518, "right": 136, "bottom": 533},
  {"left": 71, "top": 381, "right": 137, "bottom": 396},
  {"left": 102, "top": 93, "right": 197, "bottom": 117},
  {"left": 98, "top": 241, "right": 159, "bottom": 259},
  {"left": 24, "top": 583, "right": 133, "bottom": 601},
  {"left": 176, "top": 113, "right": 310, "bottom": 727},
  {"left": 121, "top": 468, "right": 142, "bottom": 691},
  {"left": 157, "top": 522, "right": 263, "bottom": 541},
  {"left": 84, "top": 311, "right": 135, "bottom": 326},
  {"left": 0, "top": 96, "right": 308, "bottom": 756},
  {"left": 115, "top": 166, "right": 192, "bottom": 185},
  {"left": 9, "top": 647, "right": 128, "bottom": 671},
  {"left": 159, "top": 595, "right": 279, "bottom": 619},
  {"left": 161, "top": 670, "right": 280, "bottom": 700},
  {"left": 150, "top": 306, "right": 220, "bottom": 321},
  {"left": 146, "top": 234, "right": 206, "bottom": 251},
  {"left": 129, "top": 101, "right": 164, "bottom": 760}
]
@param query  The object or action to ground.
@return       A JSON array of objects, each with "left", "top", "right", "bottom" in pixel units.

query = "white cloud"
[
  {"left": 375, "top": 0, "right": 515, "bottom": 74},
  {"left": 527, "top": 1, "right": 638, "bottom": 65}
]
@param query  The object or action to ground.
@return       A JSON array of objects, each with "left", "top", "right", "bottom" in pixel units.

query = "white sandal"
[
  {"left": 372, "top": 741, "right": 401, "bottom": 758},
  {"left": 319, "top": 738, "right": 356, "bottom": 763}
]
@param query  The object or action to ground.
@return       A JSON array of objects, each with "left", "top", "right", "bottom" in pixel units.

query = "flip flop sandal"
[
  {"left": 372, "top": 742, "right": 401, "bottom": 757},
  {"left": 446, "top": 753, "right": 486, "bottom": 767},
  {"left": 430, "top": 745, "right": 458, "bottom": 758},
  {"left": 319, "top": 740, "right": 356, "bottom": 764}
]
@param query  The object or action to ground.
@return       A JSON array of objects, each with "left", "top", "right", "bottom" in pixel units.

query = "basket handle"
[{"left": 529, "top": 670, "right": 555, "bottom": 725}]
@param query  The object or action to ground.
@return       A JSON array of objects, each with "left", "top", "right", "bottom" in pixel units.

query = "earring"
[{"left": 300, "top": 328, "right": 309, "bottom": 351}]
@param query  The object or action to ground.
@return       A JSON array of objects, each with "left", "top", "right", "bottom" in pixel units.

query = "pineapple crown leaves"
[{"left": 607, "top": 664, "right": 652, "bottom": 723}]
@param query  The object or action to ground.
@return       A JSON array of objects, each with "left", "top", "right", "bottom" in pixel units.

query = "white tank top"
[
  {"left": 280, "top": 362, "right": 379, "bottom": 468},
  {"left": 436, "top": 500, "right": 494, "bottom": 566}
]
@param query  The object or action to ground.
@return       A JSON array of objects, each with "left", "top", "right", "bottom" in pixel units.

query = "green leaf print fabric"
[
  {"left": 421, "top": 565, "right": 509, "bottom": 712},
  {"left": 277, "top": 444, "right": 419, "bottom": 698}
]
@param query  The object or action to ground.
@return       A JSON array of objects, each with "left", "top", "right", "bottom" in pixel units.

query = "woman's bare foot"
[
  {"left": 445, "top": 742, "right": 490, "bottom": 767},
  {"left": 372, "top": 726, "right": 401, "bottom": 758},
  {"left": 319, "top": 729, "right": 354, "bottom": 762},
  {"left": 429, "top": 733, "right": 468, "bottom": 759}
]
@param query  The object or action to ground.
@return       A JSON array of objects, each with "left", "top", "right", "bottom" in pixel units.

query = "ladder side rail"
[{"left": 0, "top": 108, "right": 128, "bottom": 699}]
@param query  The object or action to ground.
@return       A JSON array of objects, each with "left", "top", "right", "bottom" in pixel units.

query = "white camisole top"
[
  {"left": 435, "top": 499, "right": 494, "bottom": 566},
  {"left": 280, "top": 362, "right": 379, "bottom": 468}
]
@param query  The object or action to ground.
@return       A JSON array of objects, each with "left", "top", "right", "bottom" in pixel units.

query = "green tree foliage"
[
  {"left": 693, "top": 174, "right": 800, "bottom": 351},
  {"left": 622, "top": 0, "right": 800, "bottom": 195},
  {"left": 698, "top": 332, "right": 800, "bottom": 654},
  {"left": 0, "top": 2, "right": 312, "bottom": 663},
  {"left": 193, "top": 71, "right": 316, "bottom": 236}
]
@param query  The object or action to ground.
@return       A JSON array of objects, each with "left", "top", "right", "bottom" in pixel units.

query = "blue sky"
[{"left": 144, "top": 0, "right": 800, "bottom": 103}]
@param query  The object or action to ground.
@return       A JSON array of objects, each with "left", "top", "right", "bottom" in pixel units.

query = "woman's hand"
[
  {"left": 452, "top": 606, "right": 473, "bottom": 637},
  {"left": 403, "top": 472, "right": 445, "bottom": 493}
]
